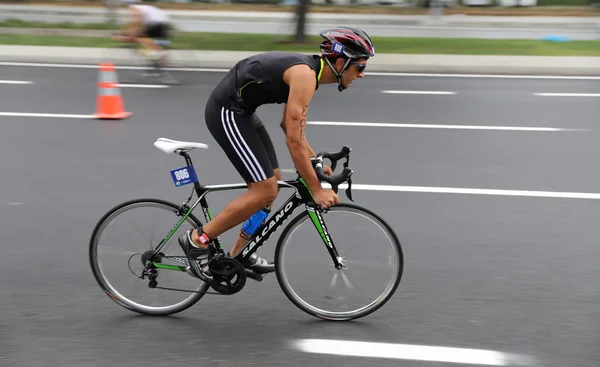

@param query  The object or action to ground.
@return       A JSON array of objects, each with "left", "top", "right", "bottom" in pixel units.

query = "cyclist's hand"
[
  {"left": 314, "top": 188, "right": 339, "bottom": 209},
  {"left": 323, "top": 164, "right": 333, "bottom": 176}
]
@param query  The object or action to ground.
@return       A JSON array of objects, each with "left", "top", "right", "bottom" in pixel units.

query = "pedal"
[{"left": 245, "top": 268, "right": 263, "bottom": 282}]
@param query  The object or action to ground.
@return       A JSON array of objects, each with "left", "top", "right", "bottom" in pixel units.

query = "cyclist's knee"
[{"left": 249, "top": 176, "right": 278, "bottom": 206}]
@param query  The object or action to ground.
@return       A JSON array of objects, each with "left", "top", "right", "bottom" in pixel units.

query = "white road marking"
[
  {"left": 7, "top": 202, "right": 24, "bottom": 206},
  {"left": 382, "top": 90, "right": 456, "bottom": 95},
  {"left": 307, "top": 121, "right": 578, "bottom": 132},
  {"left": 0, "top": 112, "right": 93, "bottom": 119},
  {"left": 0, "top": 62, "right": 229, "bottom": 72},
  {"left": 118, "top": 84, "right": 170, "bottom": 89},
  {"left": 326, "top": 183, "right": 600, "bottom": 200},
  {"left": 0, "top": 62, "right": 99, "bottom": 69},
  {"left": 534, "top": 93, "right": 600, "bottom": 97},
  {"left": 292, "top": 339, "right": 515, "bottom": 365},
  {"left": 0, "top": 80, "right": 32, "bottom": 85},
  {"left": 367, "top": 72, "right": 600, "bottom": 80},
  {"left": 2, "top": 62, "right": 600, "bottom": 80},
  {"left": 0, "top": 113, "right": 580, "bottom": 132}
]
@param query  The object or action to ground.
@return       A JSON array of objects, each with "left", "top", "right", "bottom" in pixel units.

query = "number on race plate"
[
  {"left": 169, "top": 166, "right": 198, "bottom": 187},
  {"left": 174, "top": 169, "right": 190, "bottom": 181}
]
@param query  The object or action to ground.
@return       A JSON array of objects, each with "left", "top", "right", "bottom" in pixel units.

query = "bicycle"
[
  {"left": 110, "top": 32, "right": 181, "bottom": 85},
  {"left": 89, "top": 137, "right": 404, "bottom": 321}
]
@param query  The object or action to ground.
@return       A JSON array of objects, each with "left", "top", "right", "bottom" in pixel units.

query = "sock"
[{"left": 190, "top": 231, "right": 210, "bottom": 249}]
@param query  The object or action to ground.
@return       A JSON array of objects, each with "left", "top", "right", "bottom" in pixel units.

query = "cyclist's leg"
[
  {"left": 180, "top": 98, "right": 277, "bottom": 273},
  {"left": 133, "top": 23, "right": 158, "bottom": 56},
  {"left": 143, "top": 23, "right": 171, "bottom": 67},
  {"left": 229, "top": 115, "right": 281, "bottom": 256}
]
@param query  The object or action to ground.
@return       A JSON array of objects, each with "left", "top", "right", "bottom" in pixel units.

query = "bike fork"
[{"left": 306, "top": 205, "right": 344, "bottom": 270}]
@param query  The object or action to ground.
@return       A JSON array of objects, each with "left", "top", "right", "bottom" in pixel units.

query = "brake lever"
[
  {"left": 346, "top": 176, "right": 353, "bottom": 202},
  {"left": 330, "top": 159, "right": 337, "bottom": 172},
  {"left": 331, "top": 183, "right": 339, "bottom": 194}
]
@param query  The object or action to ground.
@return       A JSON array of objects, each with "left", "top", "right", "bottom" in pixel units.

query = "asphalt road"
[{"left": 1, "top": 63, "right": 599, "bottom": 367}]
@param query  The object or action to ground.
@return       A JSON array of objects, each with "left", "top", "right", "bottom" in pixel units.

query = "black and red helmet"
[{"left": 319, "top": 27, "right": 375, "bottom": 60}]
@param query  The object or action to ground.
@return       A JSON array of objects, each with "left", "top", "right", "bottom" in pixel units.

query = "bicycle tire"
[
  {"left": 274, "top": 202, "right": 404, "bottom": 321},
  {"left": 89, "top": 198, "right": 210, "bottom": 316}
]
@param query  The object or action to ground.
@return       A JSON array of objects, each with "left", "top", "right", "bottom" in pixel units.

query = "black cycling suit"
[
  {"left": 144, "top": 22, "right": 169, "bottom": 39},
  {"left": 205, "top": 51, "right": 324, "bottom": 183}
]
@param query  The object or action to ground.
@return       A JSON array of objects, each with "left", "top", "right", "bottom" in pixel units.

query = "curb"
[{"left": 2, "top": 46, "right": 600, "bottom": 75}]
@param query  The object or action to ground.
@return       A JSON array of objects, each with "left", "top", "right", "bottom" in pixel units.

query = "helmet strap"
[{"left": 324, "top": 57, "right": 351, "bottom": 92}]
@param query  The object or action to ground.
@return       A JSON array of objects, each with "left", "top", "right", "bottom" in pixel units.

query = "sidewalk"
[
  {"left": 2, "top": 4, "right": 599, "bottom": 40},
  {"left": 2, "top": 45, "right": 599, "bottom": 75},
  {"left": 1, "top": 4, "right": 599, "bottom": 29}
]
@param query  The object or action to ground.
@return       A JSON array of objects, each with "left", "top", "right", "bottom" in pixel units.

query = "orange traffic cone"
[{"left": 94, "top": 63, "right": 132, "bottom": 120}]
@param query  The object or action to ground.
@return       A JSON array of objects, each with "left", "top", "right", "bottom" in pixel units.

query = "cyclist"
[
  {"left": 178, "top": 27, "right": 375, "bottom": 281},
  {"left": 114, "top": 0, "right": 172, "bottom": 61}
]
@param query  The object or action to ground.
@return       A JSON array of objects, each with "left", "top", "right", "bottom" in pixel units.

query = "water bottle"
[{"left": 240, "top": 206, "right": 271, "bottom": 239}]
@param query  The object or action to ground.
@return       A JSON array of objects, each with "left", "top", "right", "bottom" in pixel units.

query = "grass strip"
[{"left": 2, "top": 32, "right": 600, "bottom": 56}]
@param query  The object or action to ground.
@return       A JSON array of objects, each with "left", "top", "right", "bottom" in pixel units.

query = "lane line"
[
  {"left": 0, "top": 62, "right": 229, "bottom": 72},
  {"left": 326, "top": 183, "right": 600, "bottom": 200},
  {"left": 382, "top": 90, "right": 456, "bottom": 95},
  {"left": 292, "top": 339, "right": 516, "bottom": 366},
  {"left": 0, "top": 62, "right": 98, "bottom": 69},
  {"left": 534, "top": 93, "right": 600, "bottom": 97},
  {"left": 307, "top": 121, "right": 580, "bottom": 132},
  {"left": 0, "top": 113, "right": 586, "bottom": 133},
  {"left": 367, "top": 72, "right": 600, "bottom": 80},
  {"left": 0, "top": 112, "right": 93, "bottom": 119},
  {"left": 0, "top": 80, "right": 33, "bottom": 85},
  {"left": 2, "top": 62, "right": 600, "bottom": 80},
  {"left": 118, "top": 84, "right": 170, "bottom": 89}
]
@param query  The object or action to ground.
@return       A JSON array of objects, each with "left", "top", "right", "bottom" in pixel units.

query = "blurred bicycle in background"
[{"left": 111, "top": 32, "right": 181, "bottom": 85}]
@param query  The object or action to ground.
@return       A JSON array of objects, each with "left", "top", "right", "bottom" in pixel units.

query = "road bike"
[
  {"left": 89, "top": 137, "right": 404, "bottom": 321},
  {"left": 109, "top": 33, "right": 181, "bottom": 85}
]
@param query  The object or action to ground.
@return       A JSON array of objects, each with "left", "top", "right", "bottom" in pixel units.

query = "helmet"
[
  {"left": 319, "top": 27, "right": 375, "bottom": 60},
  {"left": 318, "top": 27, "right": 374, "bottom": 92}
]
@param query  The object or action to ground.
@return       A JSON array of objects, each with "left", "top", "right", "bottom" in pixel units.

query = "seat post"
[{"left": 177, "top": 150, "right": 194, "bottom": 168}]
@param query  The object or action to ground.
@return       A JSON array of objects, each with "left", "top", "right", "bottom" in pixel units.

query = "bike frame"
[{"left": 149, "top": 150, "right": 344, "bottom": 272}]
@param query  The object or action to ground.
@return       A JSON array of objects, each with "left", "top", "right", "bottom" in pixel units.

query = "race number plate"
[{"left": 170, "top": 166, "right": 198, "bottom": 187}]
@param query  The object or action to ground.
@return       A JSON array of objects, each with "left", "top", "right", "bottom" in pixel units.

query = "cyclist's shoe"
[
  {"left": 178, "top": 229, "right": 212, "bottom": 282},
  {"left": 243, "top": 253, "right": 275, "bottom": 274}
]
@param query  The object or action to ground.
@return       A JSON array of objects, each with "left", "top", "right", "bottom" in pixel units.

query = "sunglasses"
[{"left": 349, "top": 61, "right": 367, "bottom": 73}]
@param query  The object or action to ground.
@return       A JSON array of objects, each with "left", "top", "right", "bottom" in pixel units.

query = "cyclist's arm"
[
  {"left": 283, "top": 65, "right": 322, "bottom": 193},
  {"left": 280, "top": 104, "right": 317, "bottom": 159}
]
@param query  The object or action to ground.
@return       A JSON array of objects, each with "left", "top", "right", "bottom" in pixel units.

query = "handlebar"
[{"left": 311, "top": 145, "right": 354, "bottom": 202}]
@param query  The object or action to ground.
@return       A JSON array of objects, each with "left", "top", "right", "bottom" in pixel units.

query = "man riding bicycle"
[
  {"left": 114, "top": 0, "right": 172, "bottom": 62},
  {"left": 178, "top": 27, "right": 375, "bottom": 282}
]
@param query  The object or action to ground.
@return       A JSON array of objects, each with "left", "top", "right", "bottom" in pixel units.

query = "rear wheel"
[{"left": 89, "top": 198, "right": 210, "bottom": 316}]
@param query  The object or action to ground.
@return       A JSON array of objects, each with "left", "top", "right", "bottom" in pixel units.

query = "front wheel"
[{"left": 275, "top": 203, "right": 403, "bottom": 321}]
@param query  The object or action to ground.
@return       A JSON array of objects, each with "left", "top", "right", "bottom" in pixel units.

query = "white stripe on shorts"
[
  {"left": 220, "top": 107, "right": 258, "bottom": 182},
  {"left": 220, "top": 107, "right": 266, "bottom": 181},
  {"left": 229, "top": 110, "right": 267, "bottom": 181}
]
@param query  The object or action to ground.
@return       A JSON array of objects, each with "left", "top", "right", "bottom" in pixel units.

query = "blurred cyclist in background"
[{"left": 114, "top": 0, "right": 172, "bottom": 63}]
